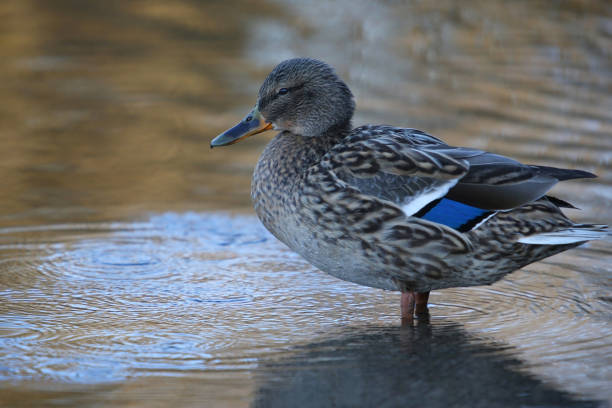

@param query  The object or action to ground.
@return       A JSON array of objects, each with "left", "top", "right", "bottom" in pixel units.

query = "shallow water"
[{"left": 1, "top": 0, "right": 611, "bottom": 407}]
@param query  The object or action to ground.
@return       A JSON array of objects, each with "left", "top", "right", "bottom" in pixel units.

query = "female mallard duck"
[{"left": 211, "top": 58, "right": 607, "bottom": 323}]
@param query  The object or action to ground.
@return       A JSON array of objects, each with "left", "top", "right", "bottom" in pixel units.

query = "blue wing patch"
[{"left": 415, "top": 198, "right": 494, "bottom": 232}]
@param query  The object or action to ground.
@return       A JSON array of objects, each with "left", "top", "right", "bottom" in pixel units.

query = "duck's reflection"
[{"left": 253, "top": 322, "right": 600, "bottom": 408}]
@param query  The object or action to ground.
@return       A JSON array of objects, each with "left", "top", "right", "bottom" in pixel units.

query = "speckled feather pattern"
[
  {"left": 252, "top": 124, "right": 586, "bottom": 292},
  {"left": 210, "top": 58, "right": 609, "bottom": 294}
]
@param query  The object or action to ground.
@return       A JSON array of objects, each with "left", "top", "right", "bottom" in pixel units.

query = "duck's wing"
[
  {"left": 428, "top": 144, "right": 595, "bottom": 210},
  {"left": 322, "top": 125, "right": 469, "bottom": 217},
  {"left": 305, "top": 126, "right": 473, "bottom": 255},
  {"left": 322, "top": 125, "right": 595, "bottom": 231}
]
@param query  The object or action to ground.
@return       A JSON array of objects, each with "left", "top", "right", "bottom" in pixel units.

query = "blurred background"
[{"left": 0, "top": 0, "right": 611, "bottom": 407}]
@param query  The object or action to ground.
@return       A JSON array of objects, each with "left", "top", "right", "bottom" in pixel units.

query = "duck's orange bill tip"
[{"left": 210, "top": 110, "right": 273, "bottom": 148}]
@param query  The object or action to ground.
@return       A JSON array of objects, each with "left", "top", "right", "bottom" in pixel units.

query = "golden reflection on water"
[
  {"left": 1, "top": 0, "right": 270, "bottom": 225},
  {"left": 0, "top": 0, "right": 611, "bottom": 407}
]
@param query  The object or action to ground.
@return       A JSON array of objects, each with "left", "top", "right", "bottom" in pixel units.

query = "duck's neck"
[{"left": 251, "top": 122, "right": 351, "bottom": 237}]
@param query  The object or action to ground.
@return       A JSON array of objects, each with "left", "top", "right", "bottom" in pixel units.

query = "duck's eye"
[{"left": 277, "top": 88, "right": 289, "bottom": 95}]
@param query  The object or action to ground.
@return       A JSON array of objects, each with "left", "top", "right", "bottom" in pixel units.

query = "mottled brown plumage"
[{"left": 211, "top": 58, "right": 607, "bottom": 321}]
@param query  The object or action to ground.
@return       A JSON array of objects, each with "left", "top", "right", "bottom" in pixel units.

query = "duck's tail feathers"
[{"left": 517, "top": 224, "right": 608, "bottom": 245}]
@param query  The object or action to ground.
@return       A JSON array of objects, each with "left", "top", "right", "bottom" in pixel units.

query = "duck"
[{"left": 211, "top": 58, "right": 607, "bottom": 324}]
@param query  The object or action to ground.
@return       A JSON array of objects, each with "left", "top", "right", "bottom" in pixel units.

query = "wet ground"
[{"left": 1, "top": 0, "right": 611, "bottom": 407}]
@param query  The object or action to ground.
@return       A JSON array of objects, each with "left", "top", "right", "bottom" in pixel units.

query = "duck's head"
[{"left": 211, "top": 58, "right": 354, "bottom": 147}]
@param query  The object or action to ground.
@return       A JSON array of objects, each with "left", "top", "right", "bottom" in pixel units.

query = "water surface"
[{"left": 0, "top": 0, "right": 611, "bottom": 407}]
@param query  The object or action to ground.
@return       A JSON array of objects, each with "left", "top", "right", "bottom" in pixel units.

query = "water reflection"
[
  {"left": 254, "top": 323, "right": 602, "bottom": 407},
  {"left": 0, "top": 213, "right": 397, "bottom": 385},
  {"left": 1, "top": 213, "right": 610, "bottom": 406},
  {"left": 0, "top": 214, "right": 281, "bottom": 383}
]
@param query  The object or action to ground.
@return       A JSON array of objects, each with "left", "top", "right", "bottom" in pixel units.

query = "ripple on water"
[
  {"left": 0, "top": 213, "right": 610, "bottom": 403},
  {"left": 0, "top": 214, "right": 285, "bottom": 381},
  {"left": 41, "top": 238, "right": 166, "bottom": 281}
]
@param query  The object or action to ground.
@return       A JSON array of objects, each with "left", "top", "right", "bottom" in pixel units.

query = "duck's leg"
[
  {"left": 401, "top": 291, "right": 415, "bottom": 317},
  {"left": 401, "top": 291, "right": 415, "bottom": 325},
  {"left": 401, "top": 291, "right": 430, "bottom": 325}
]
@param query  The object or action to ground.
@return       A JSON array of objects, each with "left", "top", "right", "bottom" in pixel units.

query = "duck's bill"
[{"left": 210, "top": 108, "right": 273, "bottom": 147}]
